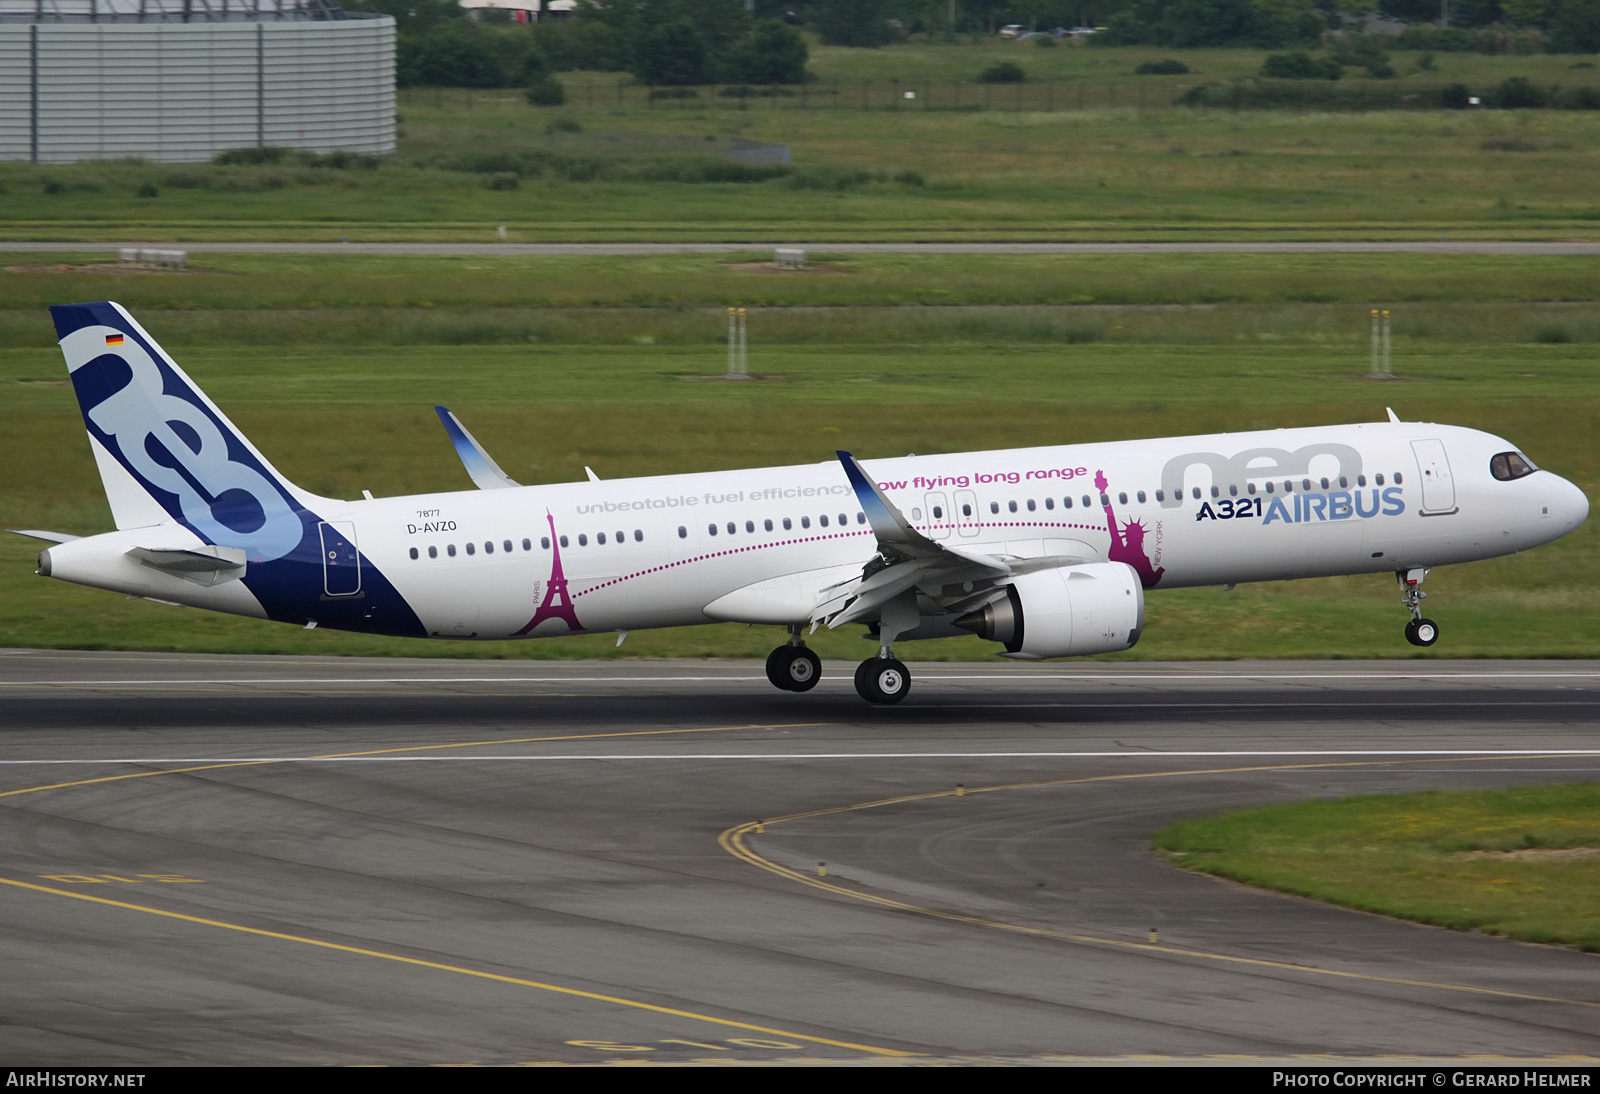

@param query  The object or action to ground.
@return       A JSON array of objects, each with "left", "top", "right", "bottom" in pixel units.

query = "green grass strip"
[{"left": 1155, "top": 784, "right": 1600, "bottom": 952}]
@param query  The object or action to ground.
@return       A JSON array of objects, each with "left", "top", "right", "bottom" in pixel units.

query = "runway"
[
  {"left": 0, "top": 650, "right": 1596, "bottom": 1066},
  {"left": 4, "top": 241, "right": 1600, "bottom": 257}
]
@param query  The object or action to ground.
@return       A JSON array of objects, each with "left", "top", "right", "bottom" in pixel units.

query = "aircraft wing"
[{"left": 435, "top": 406, "right": 520, "bottom": 490}]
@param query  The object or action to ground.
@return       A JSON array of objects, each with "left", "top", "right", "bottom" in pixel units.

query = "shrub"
[
  {"left": 214, "top": 146, "right": 291, "bottom": 166},
  {"left": 1492, "top": 76, "right": 1547, "bottom": 108},
  {"left": 1260, "top": 52, "right": 1343, "bottom": 79},
  {"left": 135, "top": 182, "right": 159, "bottom": 198},
  {"left": 893, "top": 169, "right": 926, "bottom": 186},
  {"left": 548, "top": 116, "right": 582, "bottom": 134},
  {"left": 1442, "top": 83, "right": 1473, "bottom": 108},
  {"left": 979, "top": 61, "right": 1027, "bottom": 83},
  {"left": 633, "top": 18, "right": 714, "bottom": 86},
  {"left": 723, "top": 20, "right": 809, "bottom": 85},
  {"left": 1135, "top": 58, "right": 1190, "bottom": 75},
  {"left": 525, "top": 76, "right": 566, "bottom": 107},
  {"left": 1034, "top": 33, "right": 1059, "bottom": 47},
  {"left": 813, "top": 0, "right": 897, "bottom": 48},
  {"left": 485, "top": 172, "right": 519, "bottom": 190}
]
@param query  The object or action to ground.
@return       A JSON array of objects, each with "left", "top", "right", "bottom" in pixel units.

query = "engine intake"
[{"left": 954, "top": 562, "right": 1144, "bottom": 659}]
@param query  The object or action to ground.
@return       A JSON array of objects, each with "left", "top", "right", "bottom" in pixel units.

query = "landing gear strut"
[
  {"left": 1399, "top": 568, "right": 1439, "bottom": 647},
  {"left": 765, "top": 627, "right": 821, "bottom": 692}
]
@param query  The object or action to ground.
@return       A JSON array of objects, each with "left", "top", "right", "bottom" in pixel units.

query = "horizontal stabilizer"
[
  {"left": 9, "top": 529, "right": 81, "bottom": 544},
  {"left": 127, "top": 544, "right": 247, "bottom": 585},
  {"left": 435, "top": 407, "right": 520, "bottom": 490}
]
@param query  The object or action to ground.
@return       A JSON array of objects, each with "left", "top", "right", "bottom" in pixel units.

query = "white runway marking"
[
  {"left": 3, "top": 672, "right": 1599, "bottom": 686},
  {"left": 1, "top": 750, "right": 1597, "bottom": 765}
]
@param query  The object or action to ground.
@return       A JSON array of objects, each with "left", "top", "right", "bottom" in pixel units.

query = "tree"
[
  {"left": 1549, "top": 0, "right": 1600, "bottom": 50},
  {"left": 724, "top": 21, "right": 811, "bottom": 84},
  {"left": 633, "top": 18, "right": 715, "bottom": 85},
  {"left": 813, "top": 0, "right": 898, "bottom": 46}
]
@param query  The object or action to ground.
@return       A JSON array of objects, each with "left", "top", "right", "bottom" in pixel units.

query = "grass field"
[
  {"left": 3, "top": 251, "right": 1595, "bottom": 661},
  {"left": 1154, "top": 784, "right": 1600, "bottom": 952},
  {"left": 5, "top": 41, "right": 1600, "bottom": 242}
]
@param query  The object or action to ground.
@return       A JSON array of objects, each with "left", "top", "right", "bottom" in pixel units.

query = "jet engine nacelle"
[{"left": 955, "top": 562, "right": 1144, "bottom": 659}]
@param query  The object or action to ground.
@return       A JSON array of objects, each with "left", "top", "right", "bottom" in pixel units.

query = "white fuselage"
[{"left": 48, "top": 419, "right": 1577, "bottom": 643}]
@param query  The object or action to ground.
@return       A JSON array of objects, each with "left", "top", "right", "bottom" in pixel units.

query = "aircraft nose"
[{"left": 1552, "top": 474, "right": 1589, "bottom": 530}]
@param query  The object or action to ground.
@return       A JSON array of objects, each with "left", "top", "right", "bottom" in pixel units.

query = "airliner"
[{"left": 18, "top": 302, "right": 1590, "bottom": 704}]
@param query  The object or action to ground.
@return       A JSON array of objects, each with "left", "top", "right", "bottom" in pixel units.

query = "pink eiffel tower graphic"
[{"left": 516, "top": 512, "right": 584, "bottom": 635}]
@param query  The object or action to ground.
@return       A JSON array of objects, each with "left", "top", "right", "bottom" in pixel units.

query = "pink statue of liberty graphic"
[
  {"left": 1095, "top": 470, "right": 1165, "bottom": 588},
  {"left": 516, "top": 512, "right": 584, "bottom": 635}
]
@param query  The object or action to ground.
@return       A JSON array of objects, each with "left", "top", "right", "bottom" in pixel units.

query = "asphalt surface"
[
  {"left": 3, "top": 241, "right": 1600, "bottom": 256},
  {"left": 0, "top": 650, "right": 1596, "bottom": 1066}
]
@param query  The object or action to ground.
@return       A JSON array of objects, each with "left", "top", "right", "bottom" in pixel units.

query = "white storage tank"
[{"left": 0, "top": 0, "right": 394, "bottom": 163}]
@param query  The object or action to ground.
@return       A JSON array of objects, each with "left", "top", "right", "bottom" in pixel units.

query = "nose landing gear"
[
  {"left": 765, "top": 627, "right": 822, "bottom": 692},
  {"left": 1399, "top": 568, "right": 1439, "bottom": 647}
]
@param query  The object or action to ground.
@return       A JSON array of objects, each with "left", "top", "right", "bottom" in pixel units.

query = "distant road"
[{"left": 3, "top": 241, "right": 1600, "bottom": 256}]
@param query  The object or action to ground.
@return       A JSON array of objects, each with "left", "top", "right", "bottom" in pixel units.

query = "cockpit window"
[{"left": 1490, "top": 452, "right": 1538, "bottom": 481}]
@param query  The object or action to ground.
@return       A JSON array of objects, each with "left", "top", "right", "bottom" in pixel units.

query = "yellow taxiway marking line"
[
  {"left": 0, "top": 720, "right": 902, "bottom": 1055},
  {"left": 0, "top": 723, "right": 827, "bottom": 799},
  {"left": 719, "top": 754, "right": 1600, "bottom": 1012},
  {"left": 0, "top": 875, "right": 912, "bottom": 1058}
]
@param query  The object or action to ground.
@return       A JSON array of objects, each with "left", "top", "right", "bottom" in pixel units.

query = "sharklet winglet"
[{"left": 434, "top": 406, "right": 520, "bottom": 490}]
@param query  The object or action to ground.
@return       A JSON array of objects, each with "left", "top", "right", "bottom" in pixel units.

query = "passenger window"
[
  {"left": 1044, "top": 497, "right": 1054, "bottom": 510},
  {"left": 1302, "top": 479, "right": 1312, "bottom": 492},
  {"left": 409, "top": 547, "right": 418, "bottom": 560},
  {"left": 1191, "top": 487, "right": 1201, "bottom": 500},
  {"left": 727, "top": 522, "right": 736, "bottom": 535},
  {"left": 1265, "top": 482, "right": 1274, "bottom": 494},
  {"left": 597, "top": 533, "right": 607, "bottom": 545},
  {"left": 1283, "top": 481, "right": 1293, "bottom": 494},
  {"left": 1338, "top": 477, "right": 1348, "bottom": 489},
  {"left": 1008, "top": 500, "right": 1017, "bottom": 513},
  {"left": 911, "top": 508, "right": 922, "bottom": 521},
  {"left": 1228, "top": 485, "right": 1237, "bottom": 497},
  {"left": 428, "top": 546, "right": 438, "bottom": 559},
  {"left": 559, "top": 536, "right": 568, "bottom": 548},
  {"left": 1394, "top": 472, "right": 1403, "bottom": 484},
  {"left": 616, "top": 530, "right": 625, "bottom": 543},
  {"left": 962, "top": 503, "right": 973, "bottom": 517},
  {"left": 1137, "top": 491, "right": 1147, "bottom": 503},
  {"left": 1101, "top": 493, "right": 1111, "bottom": 506},
  {"left": 801, "top": 516, "right": 811, "bottom": 528},
  {"left": 1119, "top": 492, "right": 1128, "bottom": 504},
  {"left": 1026, "top": 499, "right": 1036, "bottom": 512},
  {"left": 783, "top": 517, "right": 792, "bottom": 530},
  {"left": 820, "top": 515, "right": 829, "bottom": 527},
  {"left": 1246, "top": 483, "right": 1256, "bottom": 495},
  {"left": 1155, "top": 490, "right": 1164, "bottom": 502},
  {"left": 930, "top": 507, "right": 941, "bottom": 520},
  {"left": 485, "top": 541, "right": 494, "bottom": 553},
  {"left": 746, "top": 520, "right": 755, "bottom": 533},
  {"left": 1358, "top": 475, "right": 1367, "bottom": 487},
  {"left": 541, "top": 537, "right": 550, "bottom": 549},
  {"left": 708, "top": 524, "right": 718, "bottom": 536},
  {"left": 1082, "top": 495, "right": 1092, "bottom": 507},
  {"left": 577, "top": 535, "right": 586, "bottom": 547},
  {"left": 1210, "top": 486, "right": 1219, "bottom": 498},
  {"left": 1376, "top": 474, "right": 1385, "bottom": 486},
  {"left": 504, "top": 540, "right": 513, "bottom": 553},
  {"left": 990, "top": 502, "right": 999, "bottom": 514},
  {"left": 634, "top": 529, "right": 643, "bottom": 542},
  {"left": 764, "top": 519, "right": 773, "bottom": 532},
  {"left": 1064, "top": 496, "right": 1074, "bottom": 508},
  {"left": 448, "top": 544, "right": 457, "bottom": 557},
  {"left": 1320, "top": 478, "right": 1330, "bottom": 490},
  {"left": 677, "top": 526, "right": 687, "bottom": 539},
  {"left": 857, "top": 512, "right": 865, "bottom": 524},
  {"left": 466, "top": 542, "right": 476, "bottom": 556}
]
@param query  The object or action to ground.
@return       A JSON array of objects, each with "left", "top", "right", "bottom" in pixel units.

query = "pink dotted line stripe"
[{"left": 570, "top": 521, "right": 1110, "bottom": 599}]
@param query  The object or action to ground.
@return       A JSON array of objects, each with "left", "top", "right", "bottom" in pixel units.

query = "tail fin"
[{"left": 50, "top": 301, "right": 314, "bottom": 564}]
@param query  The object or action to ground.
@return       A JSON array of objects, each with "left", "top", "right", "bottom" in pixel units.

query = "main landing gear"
[
  {"left": 1399, "top": 568, "right": 1440, "bottom": 647},
  {"left": 765, "top": 627, "right": 821, "bottom": 692},
  {"left": 854, "top": 652, "right": 911, "bottom": 705}
]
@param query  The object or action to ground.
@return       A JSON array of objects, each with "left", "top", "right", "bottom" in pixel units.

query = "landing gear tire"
[
  {"left": 854, "top": 657, "right": 910, "bottom": 705},
  {"left": 765, "top": 645, "right": 821, "bottom": 692},
  {"left": 1405, "top": 618, "right": 1440, "bottom": 647}
]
